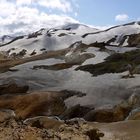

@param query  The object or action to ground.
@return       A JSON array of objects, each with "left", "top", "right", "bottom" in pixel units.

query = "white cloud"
[
  {"left": 0, "top": 0, "right": 16, "bottom": 17},
  {"left": 0, "top": 11, "right": 78, "bottom": 35},
  {"left": 115, "top": 14, "right": 129, "bottom": 22},
  {"left": 0, "top": 0, "right": 79, "bottom": 36},
  {"left": 16, "top": 0, "right": 32, "bottom": 6},
  {"left": 16, "top": 0, "right": 73, "bottom": 13},
  {"left": 38, "top": 0, "right": 72, "bottom": 13},
  {"left": 0, "top": 0, "right": 118, "bottom": 36}
]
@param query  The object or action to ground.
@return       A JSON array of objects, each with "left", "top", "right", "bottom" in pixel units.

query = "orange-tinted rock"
[
  {"left": 126, "top": 108, "right": 140, "bottom": 120},
  {"left": 84, "top": 103, "right": 131, "bottom": 122},
  {"left": 0, "top": 91, "right": 66, "bottom": 119}
]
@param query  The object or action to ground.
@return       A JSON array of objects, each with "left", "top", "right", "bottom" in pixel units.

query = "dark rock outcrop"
[
  {"left": 0, "top": 82, "right": 29, "bottom": 95},
  {"left": 60, "top": 104, "right": 93, "bottom": 120},
  {"left": 127, "top": 33, "right": 140, "bottom": 47},
  {"left": 76, "top": 49, "right": 140, "bottom": 76},
  {"left": 60, "top": 90, "right": 86, "bottom": 100}
]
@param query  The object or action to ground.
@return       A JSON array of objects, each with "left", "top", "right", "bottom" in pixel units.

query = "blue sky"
[
  {"left": 0, "top": 0, "right": 139, "bottom": 35},
  {"left": 73, "top": 0, "right": 139, "bottom": 26}
]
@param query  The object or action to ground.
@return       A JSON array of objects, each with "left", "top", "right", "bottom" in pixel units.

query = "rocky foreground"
[
  {"left": 0, "top": 115, "right": 140, "bottom": 140},
  {"left": 0, "top": 82, "right": 103, "bottom": 140},
  {"left": 0, "top": 82, "right": 139, "bottom": 140},
  {"left": 0, "top": 118, "right": 104, "bottom": 140}
]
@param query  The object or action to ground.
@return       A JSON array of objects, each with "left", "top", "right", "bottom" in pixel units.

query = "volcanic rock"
[
  {"left": 0, "top": 109, "right": 15, "bottom": 123},
  {"left": 0, "top": 91, "right": 66, "bottom": 119},
  {"left": 60, "top": 104, "right": 93, "bottom": 120},
  {"left": 23, "top": 116, "right": 63, "bottom": 129},
  {"left": 0, "top": 82, "right": 29, "bottom": 95},
  {"left": 84, "top": 103, "right": 131, "bottom": 122}
]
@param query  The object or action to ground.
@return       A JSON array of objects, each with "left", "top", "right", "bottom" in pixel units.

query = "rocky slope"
[
  {"left": 0, "top": 117, "right": 104, "bottom": 140},
  {"left": 0, "top": 22, "right": 140, "bottom": 139},
  {"left": 0, "top": 111, "right": 140, "bottom": 140}
]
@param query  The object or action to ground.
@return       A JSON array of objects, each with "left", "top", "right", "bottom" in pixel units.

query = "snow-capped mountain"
[
  {"left": 0, "top": 22, "right": 140, "bottom": 58},
  {"left": 0, "top": 35, "right": 15, "bottom": 44},
  {"left": 0, "top": 22, "right": 140, "bottom": 108}
]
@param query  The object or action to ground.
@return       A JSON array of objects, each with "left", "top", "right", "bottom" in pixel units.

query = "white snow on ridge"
[
  {"left": 60, "top": 23, "right": 99, "bottom": 35},
  {"left": 0, "top": 35, "right": 45, "bottom": 57},
  {"left": 0, "top": 22, "right": 140, "bottom": 58},
  {"left": 84, "top": 22, "right": 140, "bottom": 44},
  {"left": 0, "top": 35, "right": 15, "bottom": 45}
]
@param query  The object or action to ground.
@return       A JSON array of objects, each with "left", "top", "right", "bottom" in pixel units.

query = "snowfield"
[{"left": 0, "top": 22, "right": 140, "bottom": 108}]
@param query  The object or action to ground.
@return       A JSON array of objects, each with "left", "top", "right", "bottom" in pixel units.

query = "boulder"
[
  {"left": 84, "top": 109, "right": 114, "bottom": 122},
  {"left": 0, "top": 109, "right": 15, "bottom": 122},
  {"left": 126, "top": 107, "right": 140, "bottom": 120},
  {"left": 60, "top": 104, "right": 93, "bottom": 120},
  {"left": 113, "top": 103, "right": 131, "bottom": 121},
  {"left": 23, "top": 116, "right": 63, "bottom": 129},
  {"left": 128, "top": 92, "right": 140, "bottom": 108},
  {"left": 84, "top": 102, "right": 131, "bottom": 122},
  {"left": 54, "top": 122, "right": 104, "bottom": 140}
]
